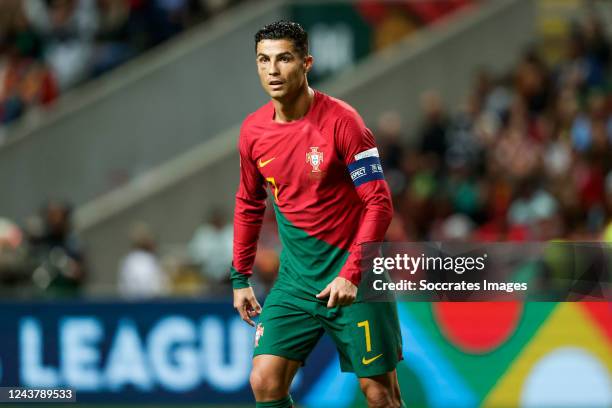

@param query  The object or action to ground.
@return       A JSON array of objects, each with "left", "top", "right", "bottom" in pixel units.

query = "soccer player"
[{"left": 231, "top": 21, "right": 403, "bottom": 408}]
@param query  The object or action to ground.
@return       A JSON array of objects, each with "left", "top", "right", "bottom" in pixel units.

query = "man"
[{"left": 231, "top": 21, "right": 403, "bottom": 408}]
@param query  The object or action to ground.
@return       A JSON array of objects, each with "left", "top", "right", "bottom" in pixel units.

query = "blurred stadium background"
[{"left": 0, "top": 0, "right": 611, "bottom": 406}]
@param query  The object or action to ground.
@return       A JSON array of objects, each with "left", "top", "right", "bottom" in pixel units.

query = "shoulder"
[
  {"left": 239, "top": 101, "right": 273, "bottom": 151},
  {"left": 241, "top": 101, "right": 273, "bottom": 133},
  {"left": 317, "top": 91, "right": 365, "bottom": 127},
  {"left": 316, "top": 92, "right": 368, "bottom": 142}
]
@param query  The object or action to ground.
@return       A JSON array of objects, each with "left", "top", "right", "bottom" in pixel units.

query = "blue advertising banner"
[
  {"left": 0, "top": 300, "right": 336, "bottom": 404},
  {"left": 0, "top": 300, "right": 609, "bottom": 406}
]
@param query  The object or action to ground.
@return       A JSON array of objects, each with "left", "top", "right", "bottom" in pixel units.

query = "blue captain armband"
[{"left": 348, "top": 155, "right": 385, "bottom": 187}]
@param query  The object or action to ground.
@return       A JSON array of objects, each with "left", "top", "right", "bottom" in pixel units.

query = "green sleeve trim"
[{"left": 230, "top": 266, "right": 251, "bottom": 289}]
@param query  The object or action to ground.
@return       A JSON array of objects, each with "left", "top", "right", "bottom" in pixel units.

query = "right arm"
[{"left": 231, "top": 124, "right": 267, "bottom": 325}]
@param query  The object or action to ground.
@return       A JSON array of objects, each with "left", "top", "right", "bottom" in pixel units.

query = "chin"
[
  {"left": 268, "top": 88, "right": 283, "bottom": 95},
  {"left": 268, "top": 89, "right": 288, "bottom": 99}
]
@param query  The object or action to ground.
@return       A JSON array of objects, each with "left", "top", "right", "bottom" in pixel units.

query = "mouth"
[{"left": 269, "top": 80, "right": 284, "bottom": 88}]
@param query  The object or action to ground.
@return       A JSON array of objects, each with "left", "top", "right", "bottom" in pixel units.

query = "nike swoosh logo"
[
  {"left": 362, "top": 353, "right": 383, "bottom": 365},
  {"left": 258, "top": 157, "right": 275, "bottom": 168}
]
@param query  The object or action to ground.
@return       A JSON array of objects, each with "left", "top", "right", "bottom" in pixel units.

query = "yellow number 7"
[
  {"left": 265, "top": 177, "right": 279, "bottom": 203},
  {"left": 357, "top": 320, "right": 372, "bottom": 352}
]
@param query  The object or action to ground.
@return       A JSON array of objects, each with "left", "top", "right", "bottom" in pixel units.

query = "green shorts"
[{"left": 253, "top": 287, "right": 403, "bottom": 378}]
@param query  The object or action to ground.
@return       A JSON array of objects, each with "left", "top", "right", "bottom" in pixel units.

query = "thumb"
[{"left": 316, "top": 284, "right": 331, "bottom": 298}]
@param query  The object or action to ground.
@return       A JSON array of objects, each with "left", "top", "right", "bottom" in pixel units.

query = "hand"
[
  {"left": 233, "top": 287, "right": 262, "bottom": 326},
  {"left": 316, "top": 277, "right": 357, "bottom": 308}
]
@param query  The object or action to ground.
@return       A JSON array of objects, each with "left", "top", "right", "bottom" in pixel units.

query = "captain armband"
[{"left": 347, "top": 148, "right": 385, "bottom": 187}]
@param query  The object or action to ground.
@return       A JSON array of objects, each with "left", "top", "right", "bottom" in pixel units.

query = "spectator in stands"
[
  {"left": 90, "top": 0, "right": 134, "bottom": 77},
  {"left": 0, "top": 2, "right": 58, "bottom": 126},
  {"left": 445, "top": 93, "right": 484, "bottom": 171},
  {"left": 418, "top": 90, "right": 449, "bottom": 165},
  {"left": 376, "top": 111, "right": 406, "bottom": 195},
  {"left": 432, "top": 213, "right": 475, "bottom": 242},
  {"left": 23, "top": 0, "right": 99, "bottom": 90},
  {"left": 444, "top": 162, "right": 483, "bottom": 220},
  {"left": 492, "top": 97, "right": 541, "bottom": 181},
  {"left": 118, "top": 222, "right": 168, "bottom": 298},
  {"left": 514, "top": 48, "right": 551, "bottom": 116},
  {"left": 0, "top": 217, "right": 30, "bottom": 291},
  {"left": 154, "top": 0, "right": 190, "bottom": 38},
  {"left": 27, "top": 200, "right": 86, "bottom": 297},
  {"left": 188, "top": 207, "right": 233, "bottom": 287},
  {"left": 581, "top": 14, "right": 610, "bottom": 73}
]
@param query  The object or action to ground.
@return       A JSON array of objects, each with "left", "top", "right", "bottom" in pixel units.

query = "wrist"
[
  {"left": 339, "top": 269, "right": 361, "bottom": 287},
  {"left": 230, "top": 266, "right": 251, "bottom": 289}
]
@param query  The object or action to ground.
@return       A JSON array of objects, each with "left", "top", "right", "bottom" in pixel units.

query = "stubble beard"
[{"left": 270, "top": 76, "right": 307, "bottom": 106}]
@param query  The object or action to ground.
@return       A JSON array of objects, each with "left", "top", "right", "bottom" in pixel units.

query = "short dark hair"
[{"left": 254, "top": 21, "right": 308, "bottom": 57}]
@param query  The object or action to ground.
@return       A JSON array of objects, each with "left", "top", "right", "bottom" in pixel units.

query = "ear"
[{"left": 304, "top": 54, "right": 314, "bottom": 73}]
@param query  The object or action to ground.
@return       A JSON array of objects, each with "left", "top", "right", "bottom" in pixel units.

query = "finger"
[
  {"left": 340, "top": 295, "right": 355, "bottom": 306},
  {"left": 239, "top": 304, "right": 255, "bottom": 326},
  {"left": 246, "top": 298, "right": 261, "bottom": 318},
  {"left": 327, "top": 291, "right": 338, "bottom": 308},
  {"left": 316, "top": 285, "right": 331, "bottom": 299},
  {"left": 253, "top": 299, "right": 262, "bottom": 314}
]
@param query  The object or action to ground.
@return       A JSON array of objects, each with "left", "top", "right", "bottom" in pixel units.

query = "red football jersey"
[{"left": 232, "top": 90, "right": 393, "bottom": 297}]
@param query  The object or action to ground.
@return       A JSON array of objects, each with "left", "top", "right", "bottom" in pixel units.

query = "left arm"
[{"left": 316, "top": 113, "right": 393, "bottom": 307}]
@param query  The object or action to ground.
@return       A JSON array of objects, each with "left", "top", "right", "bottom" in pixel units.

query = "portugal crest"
[
  {"left": 254, "top": 323, "right": 264, "bottom": 347},
  {"left": 306, "top": 147, "right": 324, "bottom": 172}
]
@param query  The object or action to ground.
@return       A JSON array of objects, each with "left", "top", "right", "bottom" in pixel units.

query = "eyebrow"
[{"left": 256, "top": 51, "right": 295, "bottom": 59}]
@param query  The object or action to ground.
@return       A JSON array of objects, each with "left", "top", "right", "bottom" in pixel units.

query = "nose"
[{"left": 268, "top": 61, "right": 280, "bottom": 76}]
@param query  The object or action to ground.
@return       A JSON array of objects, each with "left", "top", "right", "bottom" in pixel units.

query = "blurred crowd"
[
  {"left": 0, "top": 9, "right": 610, "bottom": 299},
  {"left": 0, "top": 0, "right": 240, "bottom": 129},
  {"left": 0, "top": 201, "right": 85, "bottom": 298},
  {"left": 378, "top": 13, "right": 612, "bottom": 244}
]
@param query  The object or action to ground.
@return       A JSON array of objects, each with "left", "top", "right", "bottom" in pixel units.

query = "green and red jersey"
[{"left": 231, "top": 90, "right": 393, "bottom": 299}]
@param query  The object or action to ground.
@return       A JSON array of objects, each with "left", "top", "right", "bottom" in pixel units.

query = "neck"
[{"left": 272, "top": 85, "right": 314, "bottom": 123}]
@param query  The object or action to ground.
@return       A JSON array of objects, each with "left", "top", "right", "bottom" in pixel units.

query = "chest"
[{"left": 251, "top": 122, "right": 346, "bottom": 192}]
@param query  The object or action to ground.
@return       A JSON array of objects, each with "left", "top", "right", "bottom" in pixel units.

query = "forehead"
[{"left": 256, "top": 39, "right": 298, "bottom": 56}]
